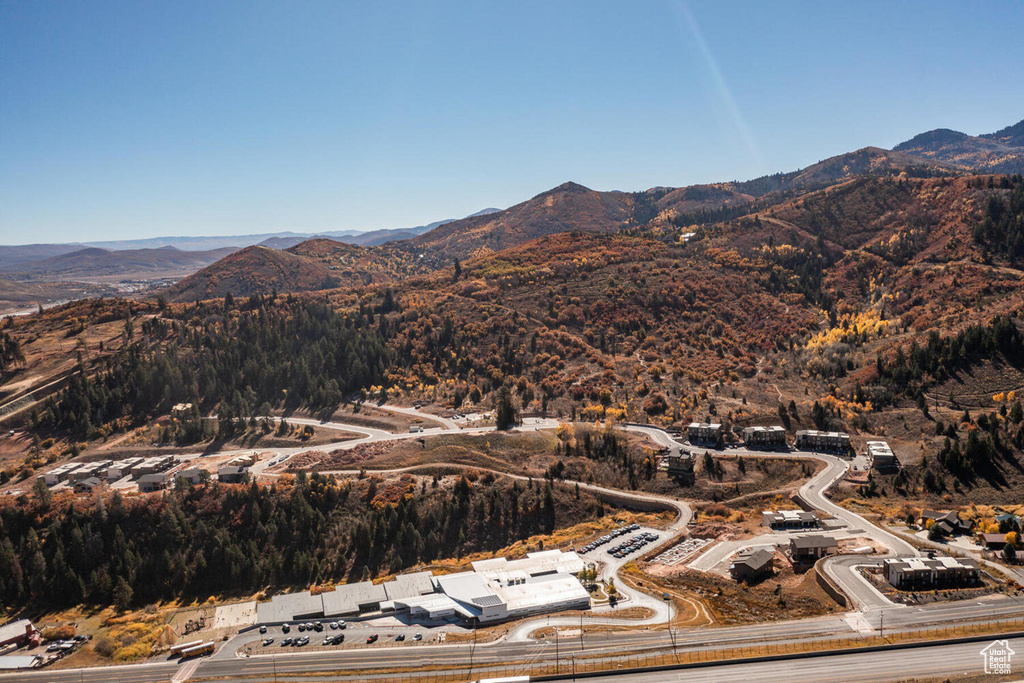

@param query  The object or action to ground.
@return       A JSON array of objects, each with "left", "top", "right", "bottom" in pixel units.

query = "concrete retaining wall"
[
  {"left": 588, "top": 487, "right": 679, "bottom": 515},
  {"left": 812, "top": 556, "right": 848, "bottom": 608}
]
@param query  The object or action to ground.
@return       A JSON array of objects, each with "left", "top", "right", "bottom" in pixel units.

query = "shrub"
[
  {"left": 112, "top": 641, "right": 152, "bottom": 663},
  {"left": 41, "top": 624, "right": 76, "bottom": 641}
]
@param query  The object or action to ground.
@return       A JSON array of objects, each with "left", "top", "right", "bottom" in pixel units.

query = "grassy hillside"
[
  {"left": 407, "top": 181, "right": 641, "bottom": 259},
  {"left": 162, "top": 245, "right": 341, "bottom": 302}
]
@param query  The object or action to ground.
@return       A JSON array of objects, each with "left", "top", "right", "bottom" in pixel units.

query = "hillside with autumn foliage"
[{"left": 6, "top": 126, "right": 1024, "bottom": 522}]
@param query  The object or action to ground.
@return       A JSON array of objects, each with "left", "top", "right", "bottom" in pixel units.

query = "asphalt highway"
[{"left": 555, "top": 636, "right": 1024, "bottom": 683}]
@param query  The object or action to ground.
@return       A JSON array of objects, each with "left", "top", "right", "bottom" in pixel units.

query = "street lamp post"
[{"left": 554, "top": 626, "right": 560, "bottom": 675}]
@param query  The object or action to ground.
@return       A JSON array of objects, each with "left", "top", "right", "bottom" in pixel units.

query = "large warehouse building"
[{"left": 256, "top": 550, "right": 590, "bottom": 626}]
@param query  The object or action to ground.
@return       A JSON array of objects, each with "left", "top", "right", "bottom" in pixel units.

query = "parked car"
[
  {"left": 282, "top": 624, "right": 290, "bottom": 633},
  {"left": 297, "top": 624, "right": 305, "bottom": 632},
  {"left": 263, "top": 638, "right": 274, "bottom": 646},
  {"left": 395, "top": 634, "right": 405, "bottom": 642},
  {"left": 259, "top": 625, "right": 267, "bottom": 634},
  {"left": 313, "top": 622, "right": 324, "bottom": 632},
  {"left": 367, "top": 634, "right": 379, "bottom": 644},
  {"left": 282, "top": 638, "right": 292, "bottom": 646},
  {"left": 413, "top": 633, "right": 422, "bottom": 641},
  {"left": 329, "top": 622, "right": 339, "bottom": 630}
]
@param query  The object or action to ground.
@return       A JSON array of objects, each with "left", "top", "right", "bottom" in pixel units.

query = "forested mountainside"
[
  {"left": 14, "top": 174, "right": 1024, "bottom": 444},
  {"left": 0, "top": 469, "right": 599, "bottom": 609}
]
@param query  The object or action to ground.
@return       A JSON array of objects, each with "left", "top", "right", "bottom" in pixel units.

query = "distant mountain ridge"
[
  {"left": 893, "top": 118, "right": 1024, "bottom": 174},
  {"left": 0, "top": 245, "right": 237, "bottom": 281},
  {"left": 7, "top": 115, "right": 1024, "bottom": 309},
  {"left": 27, "top": 209, "right": 503, "bottom": 253}
]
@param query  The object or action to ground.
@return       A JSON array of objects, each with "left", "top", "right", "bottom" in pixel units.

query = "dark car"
[
  {"left": 395, "top": 634, "right": 405, "bottom": 642},
  {"left": 367, "top": 634, "right": 379, "bottom": 644},
  {"left": 282, "top": 624, "right": 290, "bottom": 633},
  {"left": 259, "top": 625, "right": 267, "bottom": 634},
  {"left": 297, "top": 623, "right": 305, "bottom": 632},
  {"left": 313, "top": 622, "right": 324, "bottom": 632}
]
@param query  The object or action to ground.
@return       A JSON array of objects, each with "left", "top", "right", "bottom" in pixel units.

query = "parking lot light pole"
[{"left": 555, "top": 626, "right": 559, "bottom": 674}]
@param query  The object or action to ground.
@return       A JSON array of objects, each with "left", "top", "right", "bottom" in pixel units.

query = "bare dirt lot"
[
  {"left": 286, "top": 431, "right": 559, "bottom": 474},
  {"left": 627, "top": 555, "right": 840, "bottom": 625}
]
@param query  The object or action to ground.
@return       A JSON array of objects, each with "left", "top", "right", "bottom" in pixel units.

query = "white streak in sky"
[{"left": 674, "top": 1, "right": 765, "bottom": 171}]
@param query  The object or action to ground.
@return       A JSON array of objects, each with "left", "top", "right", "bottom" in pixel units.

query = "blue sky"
[{"left": 2, "top": 1, "right": 1023, "bottom": 244}]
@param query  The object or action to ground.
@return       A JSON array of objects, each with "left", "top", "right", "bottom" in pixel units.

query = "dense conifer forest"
[
  {"left": 32, "top": 296, "right": 394, "bottom": 439},
  {"left": 0, "top": 472, "right": 597, "bottom": 611}
]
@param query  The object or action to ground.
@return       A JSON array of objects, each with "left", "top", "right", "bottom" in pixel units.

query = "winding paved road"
[{"left": 6, "top": 410, "right": 1024, "bottom": 682}]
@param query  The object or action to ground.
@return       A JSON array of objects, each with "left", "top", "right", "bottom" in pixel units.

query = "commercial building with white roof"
[{"left": 255, "top": 549, "right": 589, "bottom": 626}]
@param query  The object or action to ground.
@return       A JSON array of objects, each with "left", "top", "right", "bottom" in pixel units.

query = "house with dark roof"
[
  {"left": 789, "top": 535, "right": 838, "bottom": 562},
  {"left": 665, "top": 449, "right": 695, "bottom": 483},
  {"left": 729, "top": 548, "right": 775, "bottom": 583},
  {"left": 72, "top": 477, "right": 105, "bottom": 494},
  {"left": 980, "top": 533, "right": 1008, "bottom": 551},
  {"left": 919, "top": 510, "right": 973, "bottom": 536}
]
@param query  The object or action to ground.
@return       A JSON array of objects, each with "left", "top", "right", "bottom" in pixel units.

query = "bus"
[
  {"left": 179, "top": 641, "right": 215, "bottom": 659},
  {"left": 169, "top": 640, "right": 204, "bottom": 657}
]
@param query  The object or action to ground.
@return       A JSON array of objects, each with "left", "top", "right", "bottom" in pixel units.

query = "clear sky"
[{"left": 2, "top": 1, "right": 1023, "bottom": 244}]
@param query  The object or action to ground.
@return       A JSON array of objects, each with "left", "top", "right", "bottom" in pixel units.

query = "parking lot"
[
  {"left": 235, "top": 618, "right": 459, "bottom": 658},
  {"left": 574, "top": 523, "right": 665, "bottom": 578}
]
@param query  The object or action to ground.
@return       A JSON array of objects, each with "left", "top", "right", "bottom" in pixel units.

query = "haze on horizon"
[{"left": 2, "top": 0, "right": 1023, "bottom": 245}]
